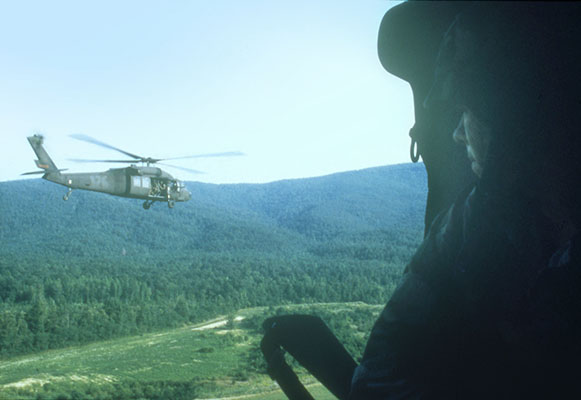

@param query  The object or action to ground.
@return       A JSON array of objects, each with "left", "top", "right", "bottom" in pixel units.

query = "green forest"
[{"left": 0, "top": 164, "right": 426, "bottom": 359}]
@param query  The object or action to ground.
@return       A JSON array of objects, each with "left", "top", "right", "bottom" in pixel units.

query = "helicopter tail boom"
[{"left": 26, "top": 134, "right": 61, "bottom": 175}]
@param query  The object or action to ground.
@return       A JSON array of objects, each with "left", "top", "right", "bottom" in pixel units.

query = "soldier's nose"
[{"left": 453, "top": 115, "right": 467, "bottom": 145}]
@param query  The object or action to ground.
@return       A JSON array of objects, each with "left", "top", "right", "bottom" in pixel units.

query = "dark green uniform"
[{"left": 350, "top": 186, "right": 581, "bottom": 398}]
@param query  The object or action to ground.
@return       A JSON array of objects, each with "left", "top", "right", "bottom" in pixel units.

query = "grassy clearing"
[{"left": 0, "top": 303, "right": 381, "bottom": 399}]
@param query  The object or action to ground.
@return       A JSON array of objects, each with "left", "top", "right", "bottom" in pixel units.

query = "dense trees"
[
  {"left": 0, "top": 164, "right": 426, "bottom": 357},
  {"left": 0, "top": 239, "right": 420, "bottom": 356}
]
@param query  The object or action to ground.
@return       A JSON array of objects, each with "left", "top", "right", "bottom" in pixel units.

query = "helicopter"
[{"left": 23, "top": 134, "right": 242, "bottom": 209}]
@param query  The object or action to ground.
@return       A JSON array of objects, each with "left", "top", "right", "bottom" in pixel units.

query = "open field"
[{"left": 0, "top": 303, "right": 382, "bottom": 399}]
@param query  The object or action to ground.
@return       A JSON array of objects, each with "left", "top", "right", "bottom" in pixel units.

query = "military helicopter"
[{"left": 23, "top": 134, "right": 242, "bottom": 209}]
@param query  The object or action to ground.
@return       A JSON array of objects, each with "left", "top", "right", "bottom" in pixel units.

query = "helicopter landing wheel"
[
  {"left": 168, "top": 200, "right": 175, "bottom": 209},
  {"left": 143, "top": 201, "right": 152, "bottom": 210}
]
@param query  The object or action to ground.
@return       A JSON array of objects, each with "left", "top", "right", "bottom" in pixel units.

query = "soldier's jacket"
[{"left": 349, "top": 185, "right": 581, "bottom": 399}]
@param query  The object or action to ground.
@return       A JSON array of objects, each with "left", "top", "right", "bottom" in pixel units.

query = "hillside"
[
  {"left": 0, "top": 163, "right": 427, "bottom": 358},
  {"left": 0, "top": 163, "right": 426, "bottom": 257}
]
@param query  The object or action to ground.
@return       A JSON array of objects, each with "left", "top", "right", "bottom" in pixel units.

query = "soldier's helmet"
[{"left": 377, "top": 2, "right": 474, "bottom": 231}]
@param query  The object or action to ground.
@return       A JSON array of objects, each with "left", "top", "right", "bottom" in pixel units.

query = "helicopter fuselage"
[{"left": 46, "top": 166, "right": 191, "bottom": 204}]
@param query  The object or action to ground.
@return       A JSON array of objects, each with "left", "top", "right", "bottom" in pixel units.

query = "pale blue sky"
[{"left": 1, "top": 1, "right": 413, "bottom": 184}]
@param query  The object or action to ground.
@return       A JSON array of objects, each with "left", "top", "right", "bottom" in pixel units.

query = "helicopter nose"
[{"left": 184, "top": 190, "right": 192, "bottom": 201}]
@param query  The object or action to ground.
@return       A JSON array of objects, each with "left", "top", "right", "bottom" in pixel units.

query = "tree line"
[{"left": 0, "top": 229, "right": 420, "bottom": 357}]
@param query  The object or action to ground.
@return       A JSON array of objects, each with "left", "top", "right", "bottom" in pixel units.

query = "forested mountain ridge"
[
  {"left": 192, "top": 163, "right": 426, "bottom": 238},
  {"left": 0, "top": 163, "right": 427, "bottom": 356},
  {"left": 0, "top": 163, "right": 426, "bottom": 257}
]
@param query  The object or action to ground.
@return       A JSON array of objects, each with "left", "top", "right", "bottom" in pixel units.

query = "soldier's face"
[{"left": 453, "top": 110, "right": 490, "bottom": 177}]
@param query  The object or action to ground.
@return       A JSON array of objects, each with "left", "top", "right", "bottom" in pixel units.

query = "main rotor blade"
[
  {"left": 68, "top": 158, "right": 136, "bottom": 163},
  {"left": 70, "top": 134, "right": 143, "bottom": 160},
  {"left": 158, "top": 162, "right": 204, "bottom": 174},
  {"left": 160, "top": 151, "right": 244, "bottom": 161}
]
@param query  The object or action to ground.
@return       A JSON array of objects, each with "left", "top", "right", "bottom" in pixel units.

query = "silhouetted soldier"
[{"left": 350, "top": 3, "right": 581, "bottom": 398}]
